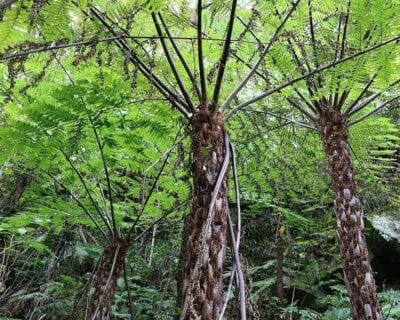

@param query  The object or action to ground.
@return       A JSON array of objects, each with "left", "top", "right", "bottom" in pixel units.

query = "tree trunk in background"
[
  {"left": 317, "top": 108, "right": 383, "bottom": 320},
  {"left": 90, "top": 239, "right": 128, "bottom": 320},
  {"left": 46, "top": 237, "right": 66, "bottom": 281},
  {"left": 179, "top": 110, "right": 229, "bottom": 319},
  {"left": 0, "top": 169, "right": 33, "bottom": 216},
  {"left": 275, "top": 213, "right": 288, "bottom": 320}
]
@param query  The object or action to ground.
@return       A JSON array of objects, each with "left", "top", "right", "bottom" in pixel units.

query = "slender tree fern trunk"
[
  {"left": 317, "top": 108, "right": 383, "bottom": 320},
  {"left": 90, "top": 238, "right": 128, "bottom": 320},
  {"left": 179, "top": 110, "right": 229, "bottom": 319}
]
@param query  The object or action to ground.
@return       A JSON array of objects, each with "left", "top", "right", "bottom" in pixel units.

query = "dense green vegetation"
[{"left": 0, "top": 0, "right": 399, "bottom": 319}]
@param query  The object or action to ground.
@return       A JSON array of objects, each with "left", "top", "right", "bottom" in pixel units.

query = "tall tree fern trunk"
[
  {"left": 179, "top": 110, "right": 229, "bottom": 319},
  {"left": 90, "top": 239, "right": 128, "bottom": 320},
  {"left": 317, "top": 109, "right": 383, "bottom": 320}
]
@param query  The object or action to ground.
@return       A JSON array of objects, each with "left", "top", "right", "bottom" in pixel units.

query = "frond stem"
[
  {"left": 126, "top": 126, "right": 185, "bottom": 239},
  {"left": 88, "top": 6, "right": 191, "bottom": 118},
  {"left": 158, "top": 13, "right": 202, "bottom": 103},
  {"left": 225, "top": 34, "right": 400, "bottom": 120},
  {"left": 346, "top": 78, "right": 400, "bottom": 116},
  {"left": 152, "top": 13, "right": 195, "bottom": 112},
  {"left": 211, "top": 0, "right": 238, "bottom": 111},
  {"left": 349, "top": 95, "right": 400, "bottom": 126},
  {"left": 43, "top": 170, "right": 109, "bottom": 242},
  {"left": 222, "top": 0, "right": 301, "bottom": 110},
  {"left": 54, "top": 54, "right": 118, "bottom": 237},
  {"left": 59, "top": 148, "right": 114, "bottom": 236},
  {"left": 197, "top": 0, "right": 207, "bottom": 106},
  {"left": 344, "top": 74, "right": 377, "bottom": 115}
]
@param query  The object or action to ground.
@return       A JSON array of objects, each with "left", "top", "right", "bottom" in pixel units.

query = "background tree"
[
  {"left": 0, "top": 55, "right": 190, "bottom": 318},
  {"left": 228, "top": 1, "right": 400, "bottom": 318}
]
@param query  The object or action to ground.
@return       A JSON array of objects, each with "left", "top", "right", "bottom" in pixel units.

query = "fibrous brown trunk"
[
  {"left": 179, "top": 110, "right": 228, "bottom": 319},
  {"left": 317, "top": 109, "right": 383, "bottom": 320},
  {"left": 90, "top": 238, "right": 128, "bottom": 320}
]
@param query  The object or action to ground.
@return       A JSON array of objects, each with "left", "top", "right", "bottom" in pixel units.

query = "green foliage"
[{"left": 0, "top": 4, "right": 30, "bottom": 50}]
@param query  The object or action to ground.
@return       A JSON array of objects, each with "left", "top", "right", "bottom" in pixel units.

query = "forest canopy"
[{"left": 0, "top": 0, "right": 399, "bottom": 319}]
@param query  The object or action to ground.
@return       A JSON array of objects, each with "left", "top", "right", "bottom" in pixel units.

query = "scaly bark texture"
[
  {"left": 90, "top": 239, "right": 128, "bottom": 320},
  {"left": 179, "top": 109, "right": 228, "bottom": 319},
  {"left": 317, "top": 108, "right": 383, "bottom": 320}
]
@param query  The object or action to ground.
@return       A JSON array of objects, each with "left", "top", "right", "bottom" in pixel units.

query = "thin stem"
[
  {"left": 294, "top": 89, "right": 317, "bottom": 113},
  {"left": 244, "top": 109, "right": 317, "bottom": 131},
  {"left": 126, "top": 150, "right": 170, "bottom": 239},
  {"left": 229, "top": 141, "right": 242, "bottom": 253},
  {"left": 334, "top": 13, "right": 342, "bottom": 61},
  {"left": 347, "top": 78, "right": 400, "bottom": 116},
  {"left": 287, "top": 97, "right": 317, "bottom": 121},
  {"left": 349, "top": 95, "right": 400, "bottom": 126},
  {"left": 227, "top": 212, "right": 246, "bottom": 320},
  {"left": 286, "top": 37, "right": 318, "bottom": 96},
  {"left": 92, "top": 116, "right": 118, "bottom": 236},
  {"left": 158, "top": 13, "right": 201, "bottom": 102},
  {"left": 230, "top": 140, "right": 246, "bottom": 318},
  {"left": 222, "top": 0, "right": 301, "bottom": 110},
  {"left": 308, "top": 0, "right": 323, "bottom": 90},
  {"left": 344, "top": 74, "right": 377, "bottom": 115},
  {"left": 218, "top": 264, "right": 236, "bottom": 320},
  {"left": 152, "top": 13, "right": 195, "bottom": 112},
  {"left": 54, "top": 55, "right": 118, "bottom": 236},
  {"left": 346, "top": 92, "right": 381, "bottom": 116},
  {"left": 308, "top": 0, "right": 317, "bottom": 58},
  {"left": 337, "top": 90, "right": 349, "bottom": 111},
  {"left": 235, "top": 15, "right": 317, "bottom": 114},
  {"left": 0, "top": 34, "right": 315, "bottom": 61},
  {"left": 225, "top": 34, "right": 400, "bottom": 120},
  {"left": 126, "top": 127, "right": 184, "bottom": 240},
  {"left": 197, "top": 0, "right": 207, "bottom": 106},
  {"left": 143, "top": 132, "right": 189, "bottom": 174},
  {"left": 0, "top": 36, "right": 122, "bottom": 61},
  {"left": 339, "top": 1, "right": 351, "bottom": 60},
  {"left": 269, "top": 52, "right": 317, "bottom": 118},
  {"left": 132, "top": 201, "right": 188, "bottom": 243},
  {"left": 43, "top": 170, "right": 109, "bottom": 241},
  {"left": 333, "top": 0, "right": 351, "bottom": 110},
  {"left": 147, "top": 223, "right": 157, "bottom": 267},
  {"left": 96, "top": 178, "right": 110, "bottom": 215},
  {"left": 88, "top": 6, "right": 191, "bottom": 118},
  {"left": 59, "top": 148, "right": 114, "bottom": 235},
  {"left": 123, "top": 264, "right": 135, "bottom": 319},
  {"left": 211, "top": 0, "right": 238, "bottom": 110},
  {"left": 217, "top": 141, "right": 245, "bottom": 319}
]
